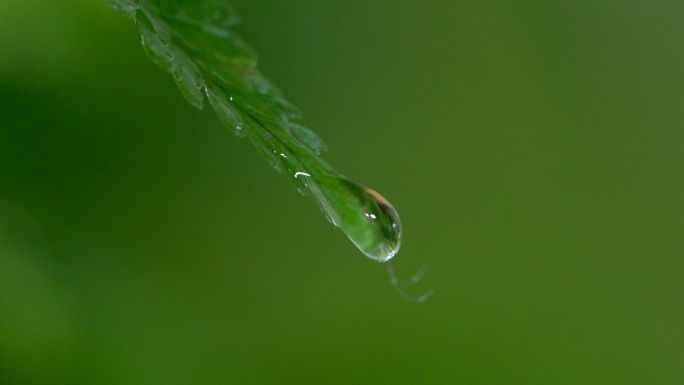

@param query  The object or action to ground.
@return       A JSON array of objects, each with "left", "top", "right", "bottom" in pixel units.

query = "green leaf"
[{"left": 107, "top": 0, "right": 402, "bottom": 262}]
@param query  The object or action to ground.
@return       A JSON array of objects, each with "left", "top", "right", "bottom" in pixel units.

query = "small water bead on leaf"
[
  {"left": 171, "top": 47, "right": 204, "bottom": 109},
  {"left": 206, "top": 84, "right": 244, "bottom": 137},
  {"left": 277, "top": 151, "right": 309, "bottom": 195},
  {"left": 241, "top": 116, "right": 311, "bottom": 195}
]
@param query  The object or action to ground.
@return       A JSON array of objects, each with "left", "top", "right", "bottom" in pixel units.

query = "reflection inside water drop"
[{"left": 356, "top": 187, "right": 402, "bottom": 262}]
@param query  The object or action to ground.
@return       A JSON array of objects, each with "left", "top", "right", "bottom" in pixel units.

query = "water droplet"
[
  {"left": 205, "top": 85, "right": 245, "bottom": 137},
  {"left": 308, "top": 176, "right": 402, "bottom": 262}
]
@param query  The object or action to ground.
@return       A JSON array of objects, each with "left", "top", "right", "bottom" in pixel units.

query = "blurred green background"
[{"left": 1, "top": 0, "right": 682, "bottom": 384}]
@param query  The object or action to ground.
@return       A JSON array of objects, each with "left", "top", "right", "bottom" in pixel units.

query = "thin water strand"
[{"left": 387, "top": 263, "right": 433, "bottom": 302}]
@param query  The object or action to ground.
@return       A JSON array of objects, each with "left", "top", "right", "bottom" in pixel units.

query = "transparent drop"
[
  {"left": 308, "top": 175, "right": 402, "bottom": 262},
  {"left": 205, "top": 85, "right": 245, "bottom": 137}
]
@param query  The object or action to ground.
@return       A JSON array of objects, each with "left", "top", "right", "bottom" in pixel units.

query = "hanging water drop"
[
  {"left": 307, "top": 175, "right": 402, "bottom": 262},
  {"left": 349, "top": 186, "right": 402, "bottom": 262}
]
